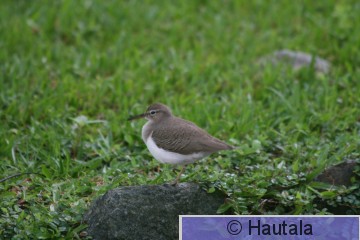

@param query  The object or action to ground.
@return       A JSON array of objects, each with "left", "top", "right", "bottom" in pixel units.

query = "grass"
[{"left": 1, "top": 0, "right": 360, "bottom": 238}]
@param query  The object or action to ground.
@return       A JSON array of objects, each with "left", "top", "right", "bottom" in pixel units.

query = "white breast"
[{"left": 141, "top": 122, "right": 208, "bottom": 165}]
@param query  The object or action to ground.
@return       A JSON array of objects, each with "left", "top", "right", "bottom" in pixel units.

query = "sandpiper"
[{"left": 128, "top": 103, "right": 233, "bottom": 185}]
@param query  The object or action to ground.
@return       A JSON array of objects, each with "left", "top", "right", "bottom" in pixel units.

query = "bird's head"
[{"left": 128, "top": 103, "right": 172, "bottom": 122}]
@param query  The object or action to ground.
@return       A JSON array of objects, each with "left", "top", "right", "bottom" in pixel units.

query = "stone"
[
  {"left": 84, "top": 183, "right": 226, "bottom": 240},
  {"left": 315, "top": 160, "right": 359, "bottom": 214},
  {"left": 258, "top": 49, "right": 331, "bottom": 74},
  {"left": 315, "top": 160, "right": 358, "bottom": 187}
]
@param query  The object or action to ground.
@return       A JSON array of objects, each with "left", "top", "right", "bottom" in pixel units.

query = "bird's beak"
[{"left": 128, "top": 112, "right": 147, "bottom": 121}]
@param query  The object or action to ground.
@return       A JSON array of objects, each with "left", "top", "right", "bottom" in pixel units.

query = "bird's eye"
[{"left": 150, "top": 110, "right": 156, "bottom": 116}]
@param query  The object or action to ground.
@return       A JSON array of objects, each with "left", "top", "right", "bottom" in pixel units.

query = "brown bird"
[{"left": 128, "top": 103, "right": 233, "bottom": 185}]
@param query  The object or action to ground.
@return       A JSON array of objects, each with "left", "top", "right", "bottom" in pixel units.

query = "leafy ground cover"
[{"left": 0, "top": 0, "right": 359, "bottom": 238}]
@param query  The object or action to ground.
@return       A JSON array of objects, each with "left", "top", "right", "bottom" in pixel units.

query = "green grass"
[{"left": 1, "top": 0, "right": 360, "bottom": 238}]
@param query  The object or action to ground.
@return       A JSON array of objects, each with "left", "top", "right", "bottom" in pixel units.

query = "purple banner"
[{"left": 181, "top": 216, "right": 359, "bottom": 240}]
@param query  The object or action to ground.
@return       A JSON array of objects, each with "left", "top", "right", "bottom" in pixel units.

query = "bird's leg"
[{"left": 171, "top": 165, "right": 186, "bottom": 186}]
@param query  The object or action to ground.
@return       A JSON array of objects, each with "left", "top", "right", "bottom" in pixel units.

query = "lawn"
[{"left": 0, "top": 0, "right": 359, "bottom": 239}]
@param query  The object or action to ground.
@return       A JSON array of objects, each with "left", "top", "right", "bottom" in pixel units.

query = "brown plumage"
[
  {"left": 128, "top": 103, "right": 234, "bottom": 184},
  {"left": 133, "top": 103, "right": 233, "bottom": 154},
  {"left": 149, "top": 117, "right": 233, "bottom": 154}
]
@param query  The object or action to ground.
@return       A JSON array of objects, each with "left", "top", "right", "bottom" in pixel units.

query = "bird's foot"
[{"left": 170, "top": 180, "right": 179, "bottom": 186}]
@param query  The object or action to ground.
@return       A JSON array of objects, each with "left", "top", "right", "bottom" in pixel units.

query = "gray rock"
[
  {"left": 259, "top": 49, "right": 331, "bottom": 73},
  {"left": 314, "top": 160, "right": 359, "bottom": 214},
  {"left": 84, "top": 183, "right": 226, "bottom": 240},
  {"left": 316, "top": 160, "right": 358, "bottom": 187}
]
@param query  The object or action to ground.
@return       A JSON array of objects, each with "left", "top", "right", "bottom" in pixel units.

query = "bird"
[{"left": 128, "top": 103, "right": 234, "bottom": 185}]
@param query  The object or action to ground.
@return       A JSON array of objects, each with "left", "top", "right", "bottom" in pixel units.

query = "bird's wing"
[{"left": 151, "top": 118, "right": 232, "bottom": 155}]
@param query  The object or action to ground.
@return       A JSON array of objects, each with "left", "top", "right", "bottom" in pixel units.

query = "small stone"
[
  {"left": 258, "top": 49, "right": 331, "bottom": 74},
  {"left": 316, "top": 160, "right": 358, "bottom": 187},
  {"left": 314, "top": 160, "right": 359, "bottom": 214},
  {"left": 84, "top": 183, "right": 226, "bottom": 240}
]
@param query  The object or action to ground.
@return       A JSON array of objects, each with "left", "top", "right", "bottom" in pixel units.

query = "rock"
[
  {"left": 258, "top": 49, "right": 331, "bottom": 74},
  {"left": 314, "top": 160, "right": 359, "bottom": 214},
  {"left": 84, "top": 183, "right": 226, "bottom": 240},
  {"left": 316, "top": 160, "right": 358, "bottom": 186}
]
